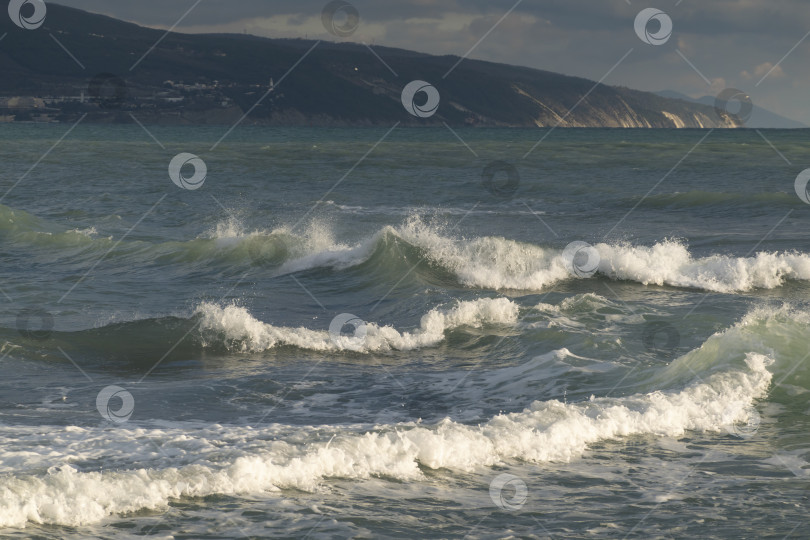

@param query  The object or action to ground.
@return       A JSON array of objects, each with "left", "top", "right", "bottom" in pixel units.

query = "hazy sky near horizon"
[{"left": 53, "top": 0, "right": 810, "bottom": 124}]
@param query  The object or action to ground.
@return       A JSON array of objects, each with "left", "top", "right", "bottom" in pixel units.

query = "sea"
[{"left": 0, "top": 124, "right": 808, "bottom": 539}]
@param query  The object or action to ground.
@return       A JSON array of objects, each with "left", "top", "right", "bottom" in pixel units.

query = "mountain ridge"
[{"left": 0, "top": 3, "right": 741, "bottom": 128}]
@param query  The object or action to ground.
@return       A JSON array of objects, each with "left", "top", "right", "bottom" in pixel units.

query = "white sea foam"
[
  {"left": 215, "top": 216, "right": 810, "bottom": 292},
  {"left": 393, "top": 217, "right": 572, "bottom": 290},
  {"left": 0, "top": 350, "right": 773, "bottom": 528},
  {"left": 3, "top": 306, "right": 796, "bottom": 528},
  {"left": 411, "top": 229, "right": 810, "bottom": 292},
  {"left": 65, "top": 227, "right": 98, "bottom": 237},
  {"left": 13, "top": 211, "right": 809, "bottom": 293},
  {"left": 202, "top": 217, "right": 351, "bottom": 258},
  {"left": 197, "top": 297, "right": 519, "bottom": 353},
  {"left": 595, "top": 240, "right": 810, "bottom": 292}
]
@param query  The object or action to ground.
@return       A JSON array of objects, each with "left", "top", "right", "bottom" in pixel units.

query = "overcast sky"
[{"left": 53, "top": 0, "right": 810, "bottom": 123}]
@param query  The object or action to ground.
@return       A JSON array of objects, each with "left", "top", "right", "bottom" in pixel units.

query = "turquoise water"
[{"left": 1, "top": 125, "right": 809, "bottom": 538}]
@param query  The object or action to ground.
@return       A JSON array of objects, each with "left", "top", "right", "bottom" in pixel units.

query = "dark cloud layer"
[{"left": 51, "top": 0, "right": 810, "bottom": 123}]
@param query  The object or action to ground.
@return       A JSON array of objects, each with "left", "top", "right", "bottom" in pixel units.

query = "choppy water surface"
[{"left": 1, "top": 125, "right": 809, "bottom": 538}]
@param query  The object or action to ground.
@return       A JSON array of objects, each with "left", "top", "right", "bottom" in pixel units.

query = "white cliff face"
[
  {"left": 511, "top": 85, "right": 742, "bottom": 129},
  {"left": 513, "top": 87, "right": 568, "bottom": 126},
  {"left": 662, "top": 111, "right": 686, "bottom": 128}
]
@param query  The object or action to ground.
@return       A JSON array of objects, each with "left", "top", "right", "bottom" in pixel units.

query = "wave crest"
[
  {"left": 5, "top": 205, "right": 810, "bottom": 293},
  {"left": 197, "top": 297, "right": 519, "bottom": 353},
  {"left": 0, "top": 348, "right": 773, "bottom": 527}
]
